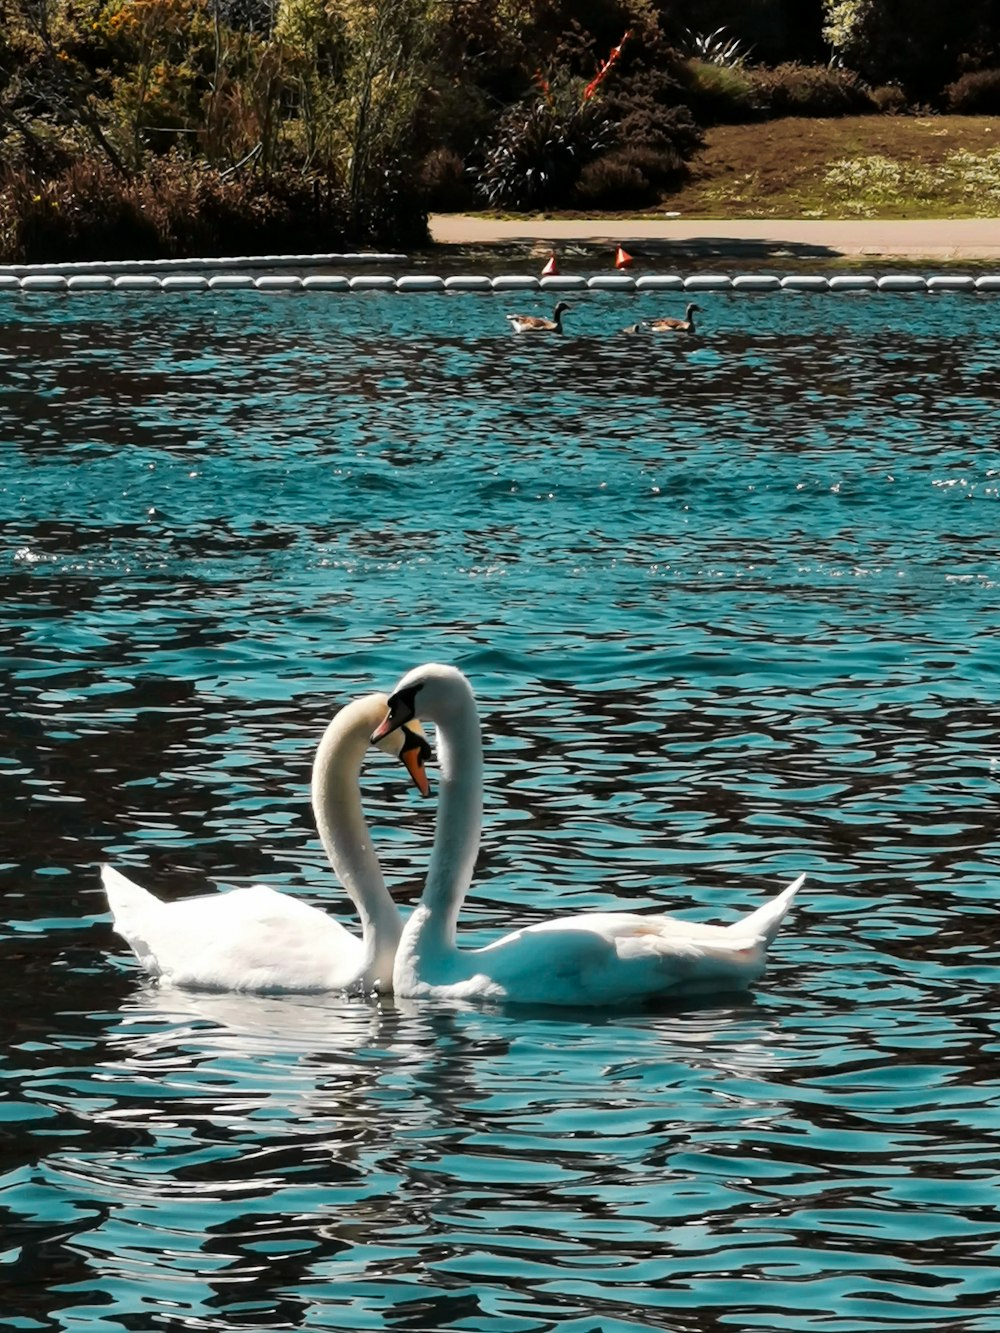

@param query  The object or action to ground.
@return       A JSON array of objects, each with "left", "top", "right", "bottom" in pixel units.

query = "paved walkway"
[{"left": 430, "top": 215, "right": 1000, "bottom": 261}]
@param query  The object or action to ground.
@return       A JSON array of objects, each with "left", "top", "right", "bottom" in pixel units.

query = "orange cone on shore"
[
  {"left": 541, "top": 250, "right": 559, "bottom": 276},
  {"left": 614, "top": 245, "right": 634, "bottom": 269}
]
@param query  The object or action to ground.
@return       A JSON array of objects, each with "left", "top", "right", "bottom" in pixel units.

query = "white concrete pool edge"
[{"left": 1, "top": 270, "right": 998, "bottom": 293}]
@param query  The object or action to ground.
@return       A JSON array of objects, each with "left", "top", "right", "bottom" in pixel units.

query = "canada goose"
[
  {"left": 646, "top": 302, "right": 700, "bottom": 333},
  {"left": 506, "top": 301, "right": 569, "bottom": 333}
]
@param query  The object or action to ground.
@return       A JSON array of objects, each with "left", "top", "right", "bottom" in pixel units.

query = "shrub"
[
  {"left": 944, "top": 68, "right": 1000, "bottom": 114},
  {"left": 574, "top": 153, "right": 653, "bottom": 208},
  {"left": 575, "top": 135, "right": 690, "bottom": 209},
  {"left": 872, "top": 84, "right": 909, "bottom": 114},
  {"left": 676, "top": 26, "right": 751, "bottom": 69},
  {"left": 0, "top": 154, "right": 356, "bottom": 263},
  {"left": 418, "top": 147, "right": 475, "bottom": 211},
  {"left": 748, "top": 63, "right": 876, "bottom": 117},
  {"left": 476, "top": 82, "right": 613, "bottom": 210},
  {"left": 678, "top": 57, "right": 761, "bottom": 124}
]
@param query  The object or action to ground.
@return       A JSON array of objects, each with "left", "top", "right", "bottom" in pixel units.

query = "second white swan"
[
  {"left": 372, "top": 663, "right": 803, "bottom": 1006},
  {"left": 103, "top": 692, "right": 430, "bottom": 994}
]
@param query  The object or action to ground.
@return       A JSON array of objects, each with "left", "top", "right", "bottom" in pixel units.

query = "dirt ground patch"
[{"left": 665, "top": 116, "right": 1000, "bottom": 218}]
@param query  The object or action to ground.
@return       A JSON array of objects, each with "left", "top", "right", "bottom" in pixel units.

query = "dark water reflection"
[{"left": 2, "top": 289, "right": 1000, "bottom": 1331}]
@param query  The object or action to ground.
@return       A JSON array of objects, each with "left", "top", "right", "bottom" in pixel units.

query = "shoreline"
[{"left": 429, "top": 214, "right": 1000, "bottom": 261}]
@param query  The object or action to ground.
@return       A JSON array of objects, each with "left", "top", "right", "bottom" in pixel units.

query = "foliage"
[
  {"left": 575, "top": 141, "right": 687, "bottom": 207},
  {"left": 821, "top": 0, "right": 1000, "bottom": 102},
  {"left": 676, "top": 26, "right": 750, "bottom": 68},
  {"left": 944, "top": 68, "right": 1000, "bottom": 114},
  {"left": 9, "top": 0, "right": 1000, "bottom": 254},
  {"left": 418, "top": 146, "right": 475, "bottom": 211},
  {"left": 677, "top": 57, "right": 761, "bottom": 124},
  {"left": 0, "top": 152, "right": 350, "bottom": 262},
  {"left": 476, "top": 76, "right": 614, "bottom": 210},
  {"left": 870, "top": 83, "right": 908, "bottom": 113},
  {"left": 823, "top": 147, "right": 1000, "bottom": 214},
  {"left": 748, "top": 62, "right": 875, "bottom": 117},
  {"left": 659, "top": 0, "right": 828, "bottom": 66}
]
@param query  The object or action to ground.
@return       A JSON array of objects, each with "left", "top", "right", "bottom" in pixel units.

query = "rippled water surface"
[{"left": 2, "top": 287, "right": 1000, "bottom": 1332}]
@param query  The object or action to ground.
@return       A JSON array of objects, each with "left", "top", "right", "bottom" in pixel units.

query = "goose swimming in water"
[
  {"left": 506, "top": 302, "right": 570, "bottom": 333},
  {"left": 102, "top": 694, "right": 430, "bottom": 994},
  {"left": 372, "top": 663, "right": 804, "bottom": 1008},
  {"left": 624, "top": 303, "right": 701, "bottom": 335}
]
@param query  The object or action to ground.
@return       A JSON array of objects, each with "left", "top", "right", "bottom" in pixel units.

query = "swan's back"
[
  {"left": 415, "top": 876, "right": 804, "bottom": 1007},
  {"left": 102, "top": 865, "right": 363, "bottom": 992}
]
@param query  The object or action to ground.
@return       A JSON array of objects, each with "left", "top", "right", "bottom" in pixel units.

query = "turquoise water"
[{"left": 2, "top": 288, "right": 1000, "bottom": 1332}]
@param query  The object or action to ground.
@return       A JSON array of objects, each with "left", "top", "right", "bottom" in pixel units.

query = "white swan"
[
  {"left": 372, "top": 664, "right": 804, "bottom": 1007},
  {"left": 102, "top": 693, "right": 430, "bottom": 994}
]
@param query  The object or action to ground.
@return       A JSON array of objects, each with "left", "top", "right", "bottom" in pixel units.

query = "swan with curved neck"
[
  {"left": 373, "top": 664, "right": 803, "bottom": 1006},
  {"left": 102, "top": 692, "right": 429, "bottom": 993}
]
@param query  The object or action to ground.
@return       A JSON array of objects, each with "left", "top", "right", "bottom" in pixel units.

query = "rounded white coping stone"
[
  {"left": 349, "top": 275, "right": 398, "bottom": 290},
  {"left": 877, "top": 275, "right": 927, "bottom": 291},
  {"left": 0, "top": 275, "right": 23, "bottom": 290},
  {"left": 828, "top": 275, "right": 878, "bottom": 291},
  {"left": 926, "top": 275, "right": 976, "bottom": 291},
  {"left": 635, "top": 275, "right": 685, "bottom": 291},
  {"left": 302, "top": 275, "right": 351, "bottom": 291},
  {"left": 732, "top": 274, "right": 782, "bottom": 291},
  {"left": 255, "top": 275, "right": 303, "bottom": 290},
  {"left": 161, "top": 275, "right": 209, "bottom": 291},
  {"left": 67, "top": 275, "right": 115, "bottom": 291},
  {"left": 445, "top": 275, "right": 493, "bottom": 291},
  {"left": 684, "top": 274, "right": 734, "bottom": 290},
  {"left": 0, "top": 252, "right": 406, "bottom": 278},
  {"left": 396, "top": 275, "right": 446, "bottom": 291},
  {"left": 114, "top": 275, "right": 163, "bottom": 290},
  {"left": 21, "top": 275, "right": 68, "bottom": 291},
  {"left": 588, "top": 275, "right": 637, "bottom": 290},
  {"left": 539, "top": 275, "right": 589, "bottom": 291},
  {"left": 976, "top": 275, "right": 1000, "bottom": 290},
  {"left": 781, "top": 275, "right": 831, "bottom": 291},
  {"left": 491, "top": 275, "right": 541, "bottom": 290},
  {"left": 208, "top": 274, "right": 257, "bottom": 289}
]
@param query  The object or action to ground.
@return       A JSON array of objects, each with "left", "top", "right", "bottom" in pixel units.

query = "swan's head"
[
  {"left": 368, "top": 694, "right": 432, "bottom": 796},
  {"left": 371, "top": 663, "right": 473, "bottom": 742}
]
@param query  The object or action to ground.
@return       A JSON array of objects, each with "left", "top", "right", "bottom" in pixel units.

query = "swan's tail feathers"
[
  {"left": 735, "top": 874, "right": 804, "bottom": 948},
  {"left": 100, "top": 864, "right": 164, "bottom": 976}
]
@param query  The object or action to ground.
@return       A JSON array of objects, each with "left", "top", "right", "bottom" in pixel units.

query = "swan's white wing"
[
  {"left": 457, "top": 876, "right": 804, "bottom": 1006},
  {"left": 102, "top": 865, "right": 364, "bottom": 993},
  {"left": 472, "top": 917, "right": 757, "bottom": 1006}
]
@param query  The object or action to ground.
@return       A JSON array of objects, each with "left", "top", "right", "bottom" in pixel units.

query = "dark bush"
[
  {"left": 748, "top": 64, "right": 876, "bottom": 117},
  {"left": 944, "top": 68, "right": 1000, "bottom": 113},
  {"left": 476, "top": 89, "right": 613, "bottom": 210},
  {"left": 575, "top": 142, "right": 686, "bottom": 208},
  {"left": 418, "top": 147, "right": 476, "bottom": 211},
  {"left": 872, "top": 84, "right": 909, "bottom": 113},
  {"left": 0, "top": 155, "right": 358, "bottom": 264}
]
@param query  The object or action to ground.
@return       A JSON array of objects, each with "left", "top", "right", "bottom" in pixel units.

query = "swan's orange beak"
[{"left": 400, "top": 738, "right": 431, "bottom": 797}]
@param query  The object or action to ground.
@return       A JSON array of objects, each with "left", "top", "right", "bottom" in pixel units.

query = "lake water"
[{"left": 2, "top": 286, "right": 1000, "bottom": 1332}]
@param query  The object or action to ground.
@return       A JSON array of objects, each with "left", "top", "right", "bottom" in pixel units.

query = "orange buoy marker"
[
  {"left": 541, "top": 251, "right": 559, "bottom": 276},
  {"left": 614, "top": 245, "right": 634, "bottom": 269}
]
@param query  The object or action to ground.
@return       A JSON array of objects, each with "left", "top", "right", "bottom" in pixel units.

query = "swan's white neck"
[
  {"left": 410, "top": 680, "right": 482, "bottom": 961},
  {"left": 311, "top": 702, "right": 401, "bottom": 990}
]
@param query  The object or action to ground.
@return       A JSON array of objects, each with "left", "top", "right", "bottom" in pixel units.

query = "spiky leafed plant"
[
  {"left": 476, "top": 74, "right": 613, "bottom": 210},
  {"left": 679, "top": 25, "right": 751, "bottom": 68}
]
